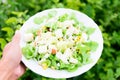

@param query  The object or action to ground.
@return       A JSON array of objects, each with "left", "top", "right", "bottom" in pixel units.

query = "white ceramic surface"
[{"left": 20, "top": 8, "right": 103, "bottom": 78}]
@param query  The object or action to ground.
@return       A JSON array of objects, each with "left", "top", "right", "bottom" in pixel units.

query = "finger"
[
  {"left": 2, "top": 30, "right": 22, "bottom": 66},
  {"left": 11, "top": 30, "right": 21, "bottom": 55},
  {"left": 16, "top": 62, "right": 26, "bottom": 77},
  {"left": 12, "top": 30, "right": 21, "bottom": 44},
  {"left": 3, "top": 42, "right": 12, "bottom": 55},
  {"left": 3, "top": 31, "right": 20, "bottom": 52},
  {"left": 3, "top": 30, "right": 21, "bottom": 55},
  {"left": 19, "top": 62, "right": 26, "bottom": 75},
  {"left": 11, "top": 62, "right": 26, "bottom": 79}
]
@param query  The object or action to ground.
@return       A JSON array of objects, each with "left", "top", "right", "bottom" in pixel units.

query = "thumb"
[{"left": 12, "top": 30, "right": 21, "bottom": 44}]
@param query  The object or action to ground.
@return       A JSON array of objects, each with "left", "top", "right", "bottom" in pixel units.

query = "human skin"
[{"left": 0, "top": 31, "right": 26, "bottom": 80}]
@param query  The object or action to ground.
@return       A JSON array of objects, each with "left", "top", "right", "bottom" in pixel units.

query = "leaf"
[
  {"left": 111, "top": 31, "right": 120, "bottom": 45},
  {"left": 84, "top": 41, "right": 98, "bottom": 52},
  {"left": 115, "top": 68, "right": 120, "bottom": 78},
  {"left": 103, "top": 33, "right": 111, "bottom": 47},
  {"left": 83, "top": 4, "right": 95, "bottom": 19},
  {"left": 77, "top": 44, "right": 89, "bottom": 54},
  {"left": 48, "top": 10, "right": 57, "bottom": 18},
  {"left": 22, "top": 44, "right": 35, "bottom": 59},
  {"left": 34, "top": 16, "right": 48, "bottom": 24},
  {"left": 33, "top": 17, "right": 42, "bottom": 24},
  {"left": 52, "top": 0, "right": 59, "bottom": 3},
  {"left": 65, "top": 0, "right": 84, "bottom": 10},
  {"left": 0, "top": 51, "right": 2, "bottom": 58},
  {"left": 0, "top": 38, "right": 7, "bottom": 50},
  {"left": 58, "top": 13, "right": 69, "bottom": 22},
  {"left": 115, "top": 56, "right": 120, "bottom": 67},
  {"left": 107, "top": 69, "right": 116, "bottom": 80},
  {"left": 2, "top": 27, "right": 14, "bottom": 37},
  {"left": 82, "top": 52, "right": 91, "bottom": 64},
  {"left": 5, "top": 17, "right": 17, "bottom": 24},
  {"left": 99, "top": 72, "right": 107, "bottom": 80},
  {"left": 11, "top": 11, "right": 23, "bottom": 17},
  {"left": 86, "top": 27, "right": 96, "bottom": 35}
]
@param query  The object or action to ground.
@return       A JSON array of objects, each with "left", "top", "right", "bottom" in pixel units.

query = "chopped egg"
[
  {"left": 56, "top": 48, "right": 73, "bottom": 64},
  {"left": 64, "top": 48, "right": 72, "bottom": 58},
  {"left": 66, "top": 26, "right": 75, "bottom": 36},
  {"left": 41, "top": 32, "right": 52, "bottom": 40},
  {"left": 55, "top": 29, "right": 63, "bottom": 38},
  {"left": 38, "top": 45, "right": 47, "bottom": 53},
  {"left": 80, "top": 32, "right": 88, "bottom": 42},
  {"left": 69, "top": 57, "right": 78, "bottom": 64},
  {"left": 35, "top": 36, "right": 41, "bottom": 42},
  {"left": 63, "top": 20, "right": 74, "bottom": 28},
  {"left": 44, "top": 53, "right": 50, "bottom": 58},
  {"left": 48, "top": 36, "right": 58, "bottom": 44},
  {"left": 56, "top": 52, "right": 62, "bottom": 59},
  {"left": 73, "top": 27, "right": 79, "bottom": 34},
  {"left": 24, "top": 33, "right": 33, "bottom": 42},
  {"left": 56, "top": 52, "right": 69, "bottom": 64}
]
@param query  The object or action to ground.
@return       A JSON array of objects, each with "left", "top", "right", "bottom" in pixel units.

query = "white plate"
[{"left": 20, "top": 8, "right": 103, "bottom": 78}]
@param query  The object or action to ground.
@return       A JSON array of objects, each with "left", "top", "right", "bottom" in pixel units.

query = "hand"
[{"left": 0, "top": 31, "right": 26, "bottom": 80}]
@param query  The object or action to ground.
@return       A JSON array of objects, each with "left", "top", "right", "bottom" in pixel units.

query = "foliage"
[{"left": 0, "top": 0, "right": 120, "bottom": 80}]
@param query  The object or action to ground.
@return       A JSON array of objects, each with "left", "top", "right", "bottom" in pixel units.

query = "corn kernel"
[
  {"left": 75, "top": 36, "right": 81, "bottom": 42},
  {"left": 41, "top": 63, "right": 48, "bottom": 70},
  {"left": 51, "top": 66, "right": 55, "bottom": 70}
]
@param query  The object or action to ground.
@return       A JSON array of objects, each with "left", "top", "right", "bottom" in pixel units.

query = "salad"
[{"left": 22, "top": 10, "right": 98, "bottom": 72}]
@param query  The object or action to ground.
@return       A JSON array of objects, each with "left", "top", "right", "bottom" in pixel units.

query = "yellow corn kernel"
[
  {"left": 42, "top": 26, "right": 46, "bottom": 31},
  {"left": 51, "top": 66, "right": 55, "bottom": 70},
  {"left": 58, "top": 37, "right": 63, "bottom": 41},
  {"left": 41, "top": 63, "right": 48, "bottom": 70},
  {"left": 75, "top": 36, "right": 81, "bottom": 42},
  {"left": 79, "top": 37, "right": 85, "bottom": 42}
]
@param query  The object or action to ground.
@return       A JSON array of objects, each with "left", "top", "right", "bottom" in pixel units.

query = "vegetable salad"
[{"left": 22, "top": 10, "right": 98, "bottom": 72}]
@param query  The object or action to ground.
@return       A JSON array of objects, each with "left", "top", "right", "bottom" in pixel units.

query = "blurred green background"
[{"left": 0, "top": 0, "right": 120, "bottom": 80}]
